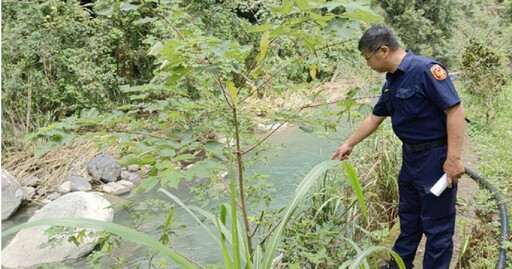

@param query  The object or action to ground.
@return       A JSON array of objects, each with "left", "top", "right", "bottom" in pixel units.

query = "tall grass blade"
[
  {"left": 348, "top": 246, "right": 405, "bottom": 269},
  {"left": 262, "top": 160, "right": 340, "bottom": 268},
  {"left": 342, "top": 162, "right": 369, "bottom": 224},
  {"left": 253, "top": 245, "right": 263, "bottom": 268},
  {"left": 229, "top": 172, "right": 242, "bottom": 269},
  {"left": 2, "top": 217, "right": 201, "bottom": 269},
  {"left": 342, "top": 237, "right": 371, "bottom": 268},
  {"left": 216, "top": 217, "right": 233, "bottom": 269}
]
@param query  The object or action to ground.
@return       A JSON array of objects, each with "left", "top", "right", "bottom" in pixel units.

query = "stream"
[{"left": 2, "top": 125, "right": 346, "bottom": 268}]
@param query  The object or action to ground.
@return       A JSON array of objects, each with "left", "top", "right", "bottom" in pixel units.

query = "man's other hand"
[{"left": 444, "top": 157, "right": 464, "bottom": 188}]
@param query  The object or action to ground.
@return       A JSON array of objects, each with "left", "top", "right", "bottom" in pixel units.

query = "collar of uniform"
[
  {"left": 397, "top": 50, "right": 414, "bottom": 72},
  {"left": 386, "top": 50, "right": 414, "bottom": 80}
]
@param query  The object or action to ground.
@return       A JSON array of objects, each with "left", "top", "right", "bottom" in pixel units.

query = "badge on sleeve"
[{"left": 430, "top": 64, "right": 447, "bottom": 81}]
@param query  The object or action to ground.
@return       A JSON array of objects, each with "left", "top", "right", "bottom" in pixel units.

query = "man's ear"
[{"left": 381, "top": 46, "right": 390, "bottom": 57}]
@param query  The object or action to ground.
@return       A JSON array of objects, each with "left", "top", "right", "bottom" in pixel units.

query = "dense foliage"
[
  {"left": 1, "top": 0, "right": 159, "bottom": 149},
  {"left": 374, "top": 0, "right": 457, "bottom": 66}
]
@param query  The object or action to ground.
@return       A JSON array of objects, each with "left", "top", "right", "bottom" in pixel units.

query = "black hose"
[{"left": 464, "top": 167, "right": 509, "bottom": 269}]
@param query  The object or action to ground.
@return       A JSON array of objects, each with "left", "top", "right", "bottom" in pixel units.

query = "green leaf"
[
  {"left": 112, "top": 132, "right": 131, "bottom": 143},
  {"left": 140, "top": 155, "right": 157, "bottom": 165},
  {"left": 34, "top": 141, "right": 60, "bottom": 159},
  {"left": 149, "top": 42, "right": 164, "bottom": 56},
  {"left": 159, "top": 169, "right": 183, "bottom": 189},
  {"left": 268, "top": 0, "right": 293, "bottom": 15},
  {"left": 302, "top": 35, "right": 318, "bottom": 53},
  {"left": 340, "top": 7, "right": 382, "bottom": 23},
  {"left": 205, "top": 141, "right": 226, "bottom": 160},
  {"left": 174, "top": 154, "right": 195, "bottom": 162},
  {"left": 2, "top": 218, "right": 200, "bottom": 269},
  {"left": 227, "top": 81, "right": 238, "bottom": 108},
  {"left": 259, "top": 32, "right": 270, "bottom": 61},
  {"left": 229, "top": 173, "right": 241, "bottom": 269},
  {"left": 310, "top": 12, "right": 335, "bottom": 22},
  {"left": 342, "top": 237, "right": 371, "bottom": 268},
  {"left": 184, "top": 159, "right": 226, "bottom": 180},
  {"left": 248, "top": 24, "right": 274, "bottom": 33},
  {"left": 158, "top": 148, "right": 176, "bottom": 158},
  {"left": 155, "top": 160, "right": 172, "bottom": 170},
  {"left": 120, "top": 3, "right": 138, "bottom": 11},
  {"left": 310, "top": 64, "right": 318, "bottom": 80},
  {"left": 296, "top": 0, "right": 310, "bottom": 10},
  {"left": 349, "top": 246, "right": 405, "bottom": 269},
  {"left": 118, "top": 154, "right": 139, "bottom": 166},
  {"left": 132, "top": 176, "right": 159, "bottom": 194},
  {"left": 343, "top": 162, "right": 370, "bottom": 224},
  {"left": 270, "top": 26, "right": 290, "bottom": 37},
  {"left": 96, "top": 6, "right": 113, "bottom": 16},
  {"left": 133, "top": 17, "right": 157, "bottom": 25},
  {"left": 217, "top": 216, "right": 233, "bottom": 269}
]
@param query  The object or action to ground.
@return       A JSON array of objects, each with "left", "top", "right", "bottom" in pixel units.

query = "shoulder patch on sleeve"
[{"left": 430, "top": 64, "right": 447, "bottom": 81}]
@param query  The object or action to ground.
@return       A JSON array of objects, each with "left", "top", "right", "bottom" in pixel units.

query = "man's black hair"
[{"left": 358, "top": 25, "right": 401, "bottom": 52}]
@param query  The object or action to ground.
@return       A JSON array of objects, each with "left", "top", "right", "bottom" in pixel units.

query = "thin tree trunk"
[{"left": 232, "top": 107, "right": 253, "bottom": 254}]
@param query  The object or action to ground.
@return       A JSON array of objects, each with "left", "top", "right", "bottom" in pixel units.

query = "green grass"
[{"left": 458, "top": 84, "right": 512, "bottom": 268}]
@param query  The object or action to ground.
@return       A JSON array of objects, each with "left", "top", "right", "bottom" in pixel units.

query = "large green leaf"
[
  {"left": 342, "top": 162, "right": 368, "bottom": 224},
  {"left": 2, "top": 218, "right": 200, "bottom": 269}
]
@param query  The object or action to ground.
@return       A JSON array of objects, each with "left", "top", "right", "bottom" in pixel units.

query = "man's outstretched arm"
[{"left": 331, "top": 113, "right": 387, "bottom": 161}]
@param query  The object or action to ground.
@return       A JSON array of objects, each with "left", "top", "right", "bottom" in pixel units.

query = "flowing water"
[{"left": 2, "top": 125, "right": 346, "bottom": 268}]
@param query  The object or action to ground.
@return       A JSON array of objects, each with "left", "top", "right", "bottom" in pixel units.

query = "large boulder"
[
  {"left": 2, "top": 169, "right": 23, "bottom": 220},
  {"left": 1, "top": 192, "right": 114, "bottom": 268},
  {"left": 87, "top": 154, "right": 121, "bottom": 183}
]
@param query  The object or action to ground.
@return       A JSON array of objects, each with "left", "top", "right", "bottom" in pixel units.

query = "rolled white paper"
[{"left": 430, "top": 173, "right": 447, "bottom": 197}]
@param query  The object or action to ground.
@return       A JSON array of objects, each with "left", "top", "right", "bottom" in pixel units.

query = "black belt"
[{"left": 403, "top": 138, "right": 447, "bottom": 152}]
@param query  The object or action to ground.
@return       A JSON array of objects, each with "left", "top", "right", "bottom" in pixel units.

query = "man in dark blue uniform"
[{"left": 331, "top": 25, "right": 465, "bottom": 269}]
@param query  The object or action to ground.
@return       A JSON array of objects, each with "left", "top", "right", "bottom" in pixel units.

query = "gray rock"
[
  {"left": 69, "top": 175, "right": 91, "bottom": 182},
  {"left": 21, "top": 186, "right": 36, "bottom": 200},
  {"left": 70, "top": 177, "right": 92, "bottom": 192},
  {"left": 1, "top": 192, "right": 114, "bottom": 268},
  {"left": 58, "top": 181, "right": 71, "bottom": 194},
  {"left": 2, "top": 170, "right": 23, "bottom": 220},
  {"left": 87, "top": 154, "right": 121, "bottom": 183},
  {"left": 101, "top": 180, "right": 134, "bottom": 195},
  {"left": 255, "top": 123, "right": 269, "bottom": 132},
  {"left": 21, "top": 174, "right": 42, "bottom": 187},
  {"left": 46, "top": 192, "right": 62, "bottom": 201},
  {"left": 142, "top": 164, "right": 153, "bottom": 172},
  {"left": 36, "top": 186, "right": 48, "bottom": 195},
  {"left": 120, "top": 171, "right": 139, "bottom": 182},
  {"left": 127, "top": 164, "right": 139, "bottom": 172}
]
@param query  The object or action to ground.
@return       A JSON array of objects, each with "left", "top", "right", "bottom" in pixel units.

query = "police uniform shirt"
[{"left": 372, "top": 51, "right": 461, "bottom": 144}]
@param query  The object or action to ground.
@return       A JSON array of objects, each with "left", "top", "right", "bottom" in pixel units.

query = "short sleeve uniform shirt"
[{"left": 372, "top": 51, "right": 461, "bottom": 144}]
